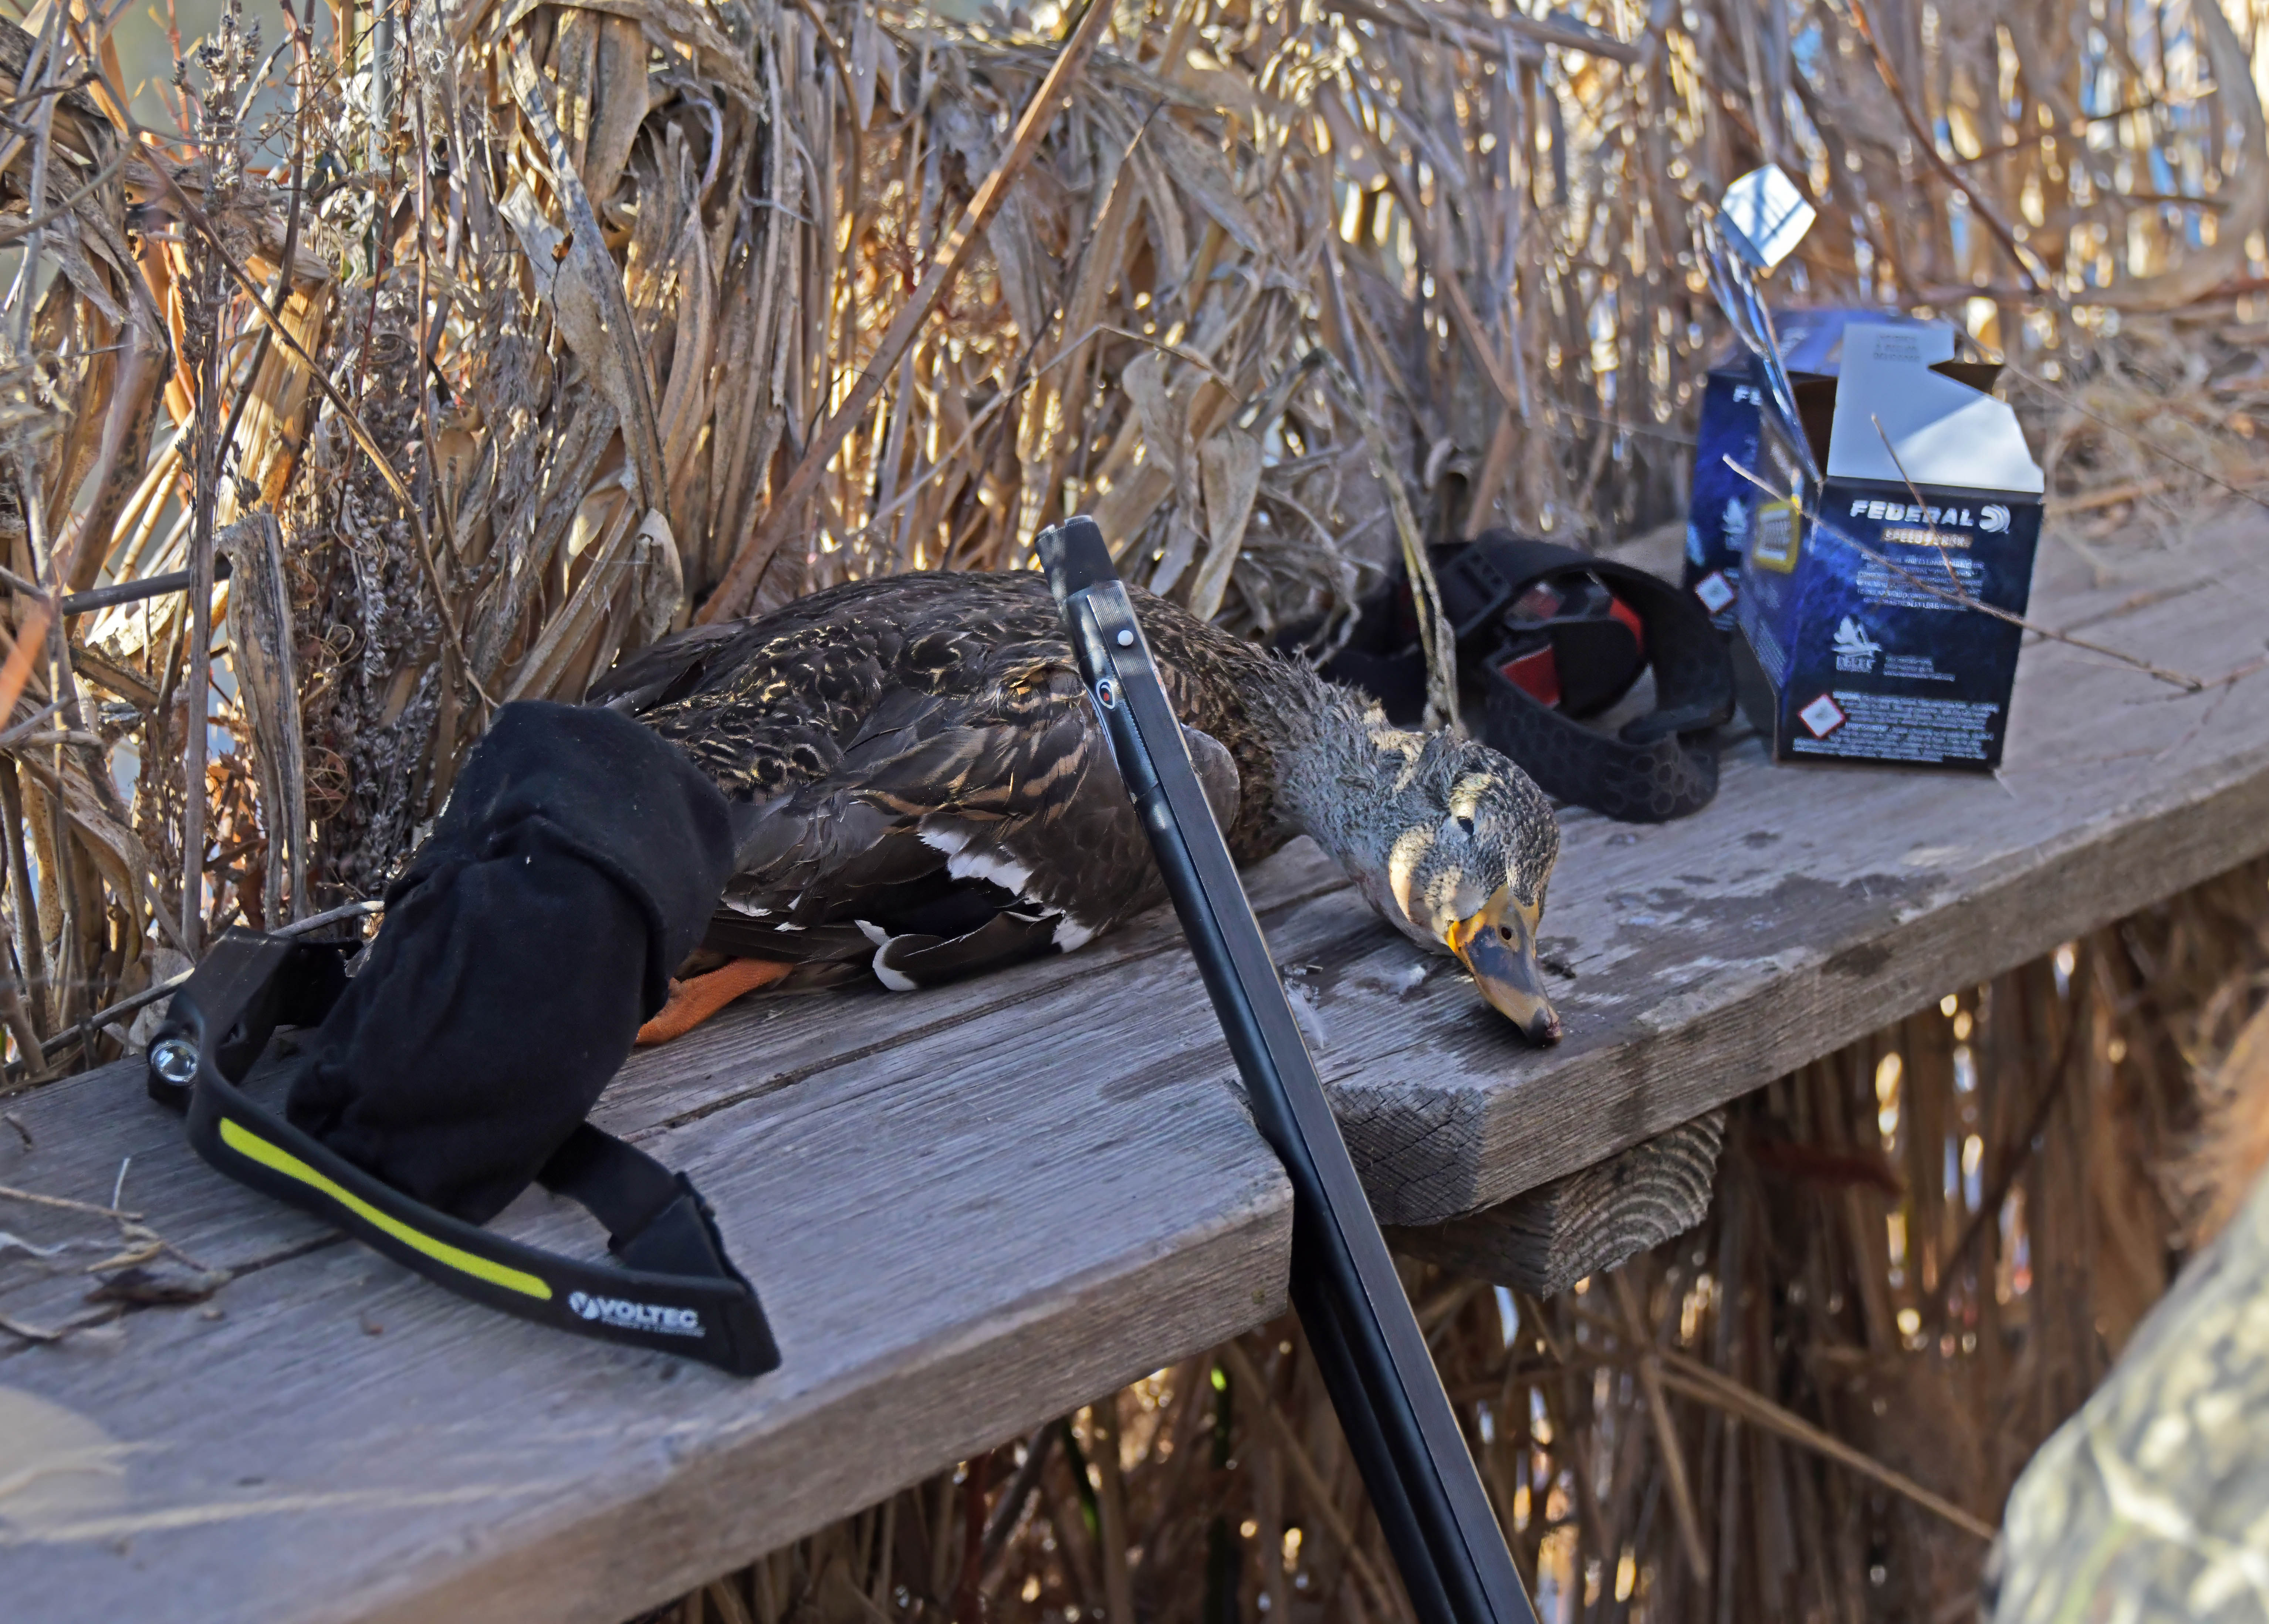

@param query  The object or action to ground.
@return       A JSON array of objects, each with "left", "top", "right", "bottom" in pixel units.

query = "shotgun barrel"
[{"left": 1037, "top": 515, "right": 1541, "bottom": 1624}]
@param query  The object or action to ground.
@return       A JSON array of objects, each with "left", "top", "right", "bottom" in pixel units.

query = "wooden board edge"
[
  {"left": 330, "top": 1179, "right": 1295, "bottom": 1624},
  {"left": 1386, "top": 1111, "right": 1726, "bottom": 1295},
  {"left": 1427, "top": 740, "right": 2269, "bottom": 1225}
]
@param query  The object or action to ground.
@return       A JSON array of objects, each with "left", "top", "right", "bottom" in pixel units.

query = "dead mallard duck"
[{"left": 588, "top": 570, "right": 1562, "bottom": 1045}]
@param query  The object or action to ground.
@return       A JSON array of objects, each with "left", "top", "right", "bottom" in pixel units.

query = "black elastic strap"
[
  {"left": 1314, "top": 538, "right": 1733, "bottom": 823},
  {"left": 538, "top": 1123, "right": 683, "bottom": 1245},
  {"left": 149, "top": 931, "right": 778, "bottom": 1377},
  {"left": 1431, "top": 545, "right": 1521, "bottom": 640},
  {"left": 1463, "top": 537, "right": 1732, "bottom": 823},
  {"left": 538, "top": 1123, "right": 753, "bottom": 1286}
]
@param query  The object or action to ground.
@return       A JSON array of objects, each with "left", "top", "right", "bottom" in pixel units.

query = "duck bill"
[{"left": 1448, "top": 889, "right": 1561, "bottom": 1045}]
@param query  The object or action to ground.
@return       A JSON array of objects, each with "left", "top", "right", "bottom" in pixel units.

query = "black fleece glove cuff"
[{"left": 284, "top": 701, "right": 734, "bottom": 1224}]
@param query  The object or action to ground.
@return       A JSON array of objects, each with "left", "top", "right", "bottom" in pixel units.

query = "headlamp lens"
[{"left": 150, "top": 1036, "right": 200, "bottom": 1085}]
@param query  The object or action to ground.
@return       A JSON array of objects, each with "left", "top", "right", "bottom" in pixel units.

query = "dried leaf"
[
  {"left": 1188, "top": 427, "right": 1261, "bottom": 621},
  {"left": 218, "top": 512, "right": 306, "bottom": 921},
  {"left": 1144, "top": 114, "right": 1264, "bottom": 259},
  {"left": 85, "top": 1264, "right": 231, "bottom": 1306}
]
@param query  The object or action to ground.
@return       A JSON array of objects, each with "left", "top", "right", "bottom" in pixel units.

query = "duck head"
[
  {"left": 1275, "top": 698, "right": 1563, "bottom": 1045},
  {"left": 1414, "top": 752, "right": 1562, "bottom": 1042},
  {"left": 1376, "top": 739, "right": 1562, "bottom": 1044}
]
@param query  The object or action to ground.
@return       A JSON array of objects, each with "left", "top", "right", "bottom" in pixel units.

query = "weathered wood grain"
[
  {"left": 1387, "top": 1112, "right": 1726, "bottom": 1295},
  {"left": 0, "top": 965, "right": 1292, "bottom": 1624}
]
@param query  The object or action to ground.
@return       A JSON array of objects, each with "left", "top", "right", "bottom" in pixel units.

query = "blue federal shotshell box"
[
  {"left": 1732, "top": 322, "right": 2046, "bottom": 770},
  {"left": 1683, "top": 309, "right": 1934, "bottom": 631}
]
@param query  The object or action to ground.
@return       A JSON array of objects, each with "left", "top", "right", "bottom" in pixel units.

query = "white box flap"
[
  {"left": 1719, "top": 165, "right": 1815, "bottom": 271},
  {"left": 1825, "top": 323, "right": 2045, "bottom": 494}
]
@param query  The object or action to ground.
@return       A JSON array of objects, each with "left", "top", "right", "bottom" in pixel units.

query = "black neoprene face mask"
[
  {"left": 280, "top": 701, "right": 735, "bottom": 1222},
  {"left": 148, "top": 701, "right": 778, "bottom": 1376}
]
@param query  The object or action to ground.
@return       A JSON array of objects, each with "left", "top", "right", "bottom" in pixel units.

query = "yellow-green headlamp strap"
[{"left": 146, "top": 930, "right": 778, "bottom": 1378}]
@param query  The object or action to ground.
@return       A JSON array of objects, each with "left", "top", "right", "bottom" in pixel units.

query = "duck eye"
[
  {"left": 1498, "top": 924, "right": 1514, "bottom": 941},
  {"left": 1455, "top": 813, "right": 1475, "bottom": 835}
]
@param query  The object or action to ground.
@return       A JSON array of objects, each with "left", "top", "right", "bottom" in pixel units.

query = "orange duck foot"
[{"left": 636, "top": 958, "right": 796, "bottom": 1046}]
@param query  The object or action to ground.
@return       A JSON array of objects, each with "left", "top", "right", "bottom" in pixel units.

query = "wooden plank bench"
[{"left": 5, "top": 510, "right": 2268, "bottom": 1622}]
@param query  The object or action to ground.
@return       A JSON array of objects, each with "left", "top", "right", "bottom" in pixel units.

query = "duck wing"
[
  {"left": 584, "top": 620, "right": 751, "bottom": 715},
  {"left": 617, "top": 575, "right": 1240, "bottom": 987},
  {"left": 705, "top": 666, "right": 1240, "bottom": 982}
]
